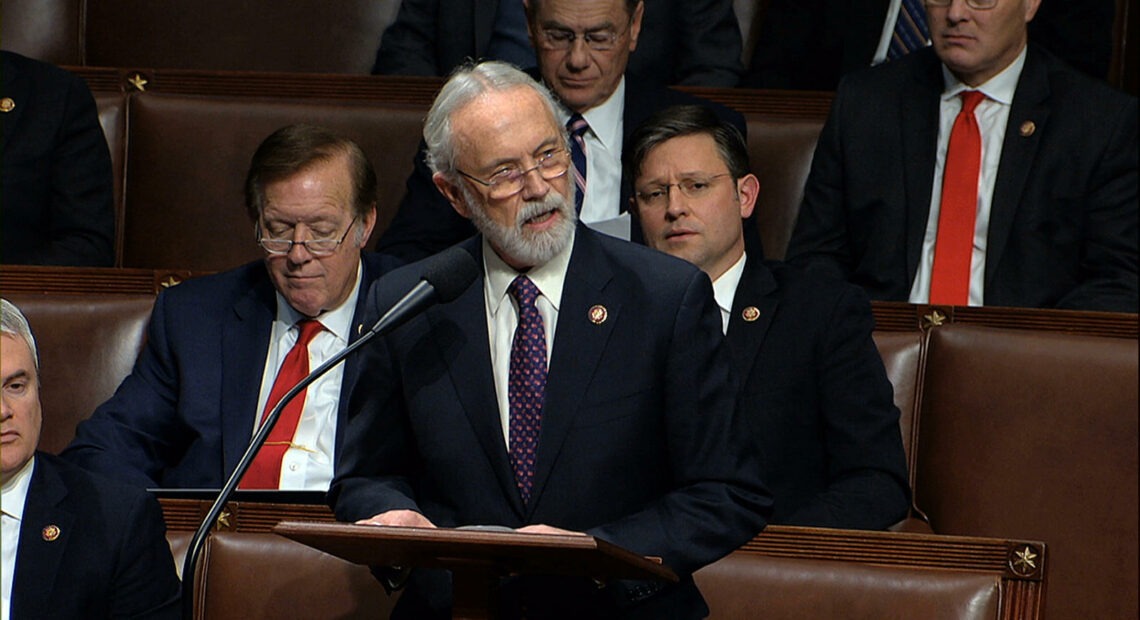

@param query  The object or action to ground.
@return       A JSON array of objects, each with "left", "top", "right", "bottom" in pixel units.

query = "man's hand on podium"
[
  {"left": 355, "top": 510, "right": 437, "bottom": 528},
  {"left": 516, "top": 524, "right": 586, "bottom": 536}
]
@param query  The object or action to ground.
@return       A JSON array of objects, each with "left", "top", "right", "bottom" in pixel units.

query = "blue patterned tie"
[
  {"left": 889, "top": 0, "right": 930, "bottom": 59},
  {"left": 567, "top": 114, "right": 589, "bottom": 214},
  {"left": 507, "top": 275, "right": 547, "bottom": 503}
]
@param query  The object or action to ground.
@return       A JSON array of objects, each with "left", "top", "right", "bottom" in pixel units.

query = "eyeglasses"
[
  {"left": 456, "top": 148, "right": 571, "bottom": 200},
  {"left": 538, "top": 27, "right": 627, "bottom": 52},
  {"left": 634, "top": 174, "right": 733, "bottom": 208},
  {"left": 257, "top": 215, "right": 358, "bottom": 256},
  {"left": 925, "top": 0, "right": 998, "bottom": 9}
]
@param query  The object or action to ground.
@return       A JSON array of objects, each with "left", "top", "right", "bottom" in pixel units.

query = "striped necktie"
[
  {"left": 889, "top": 0, "right": 931, "bottom": 59},
  {"left": 567, "top": 114, "right": 589, "bottom": 214}
]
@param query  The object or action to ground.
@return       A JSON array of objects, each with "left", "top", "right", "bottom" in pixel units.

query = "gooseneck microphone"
[{"left": 180, "top": 246, "right": 479, "bottom": 618}]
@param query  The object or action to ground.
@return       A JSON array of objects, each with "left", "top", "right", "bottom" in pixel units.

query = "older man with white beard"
[{"left": 331, "top": 61, "right": 770, "bottom": 620}]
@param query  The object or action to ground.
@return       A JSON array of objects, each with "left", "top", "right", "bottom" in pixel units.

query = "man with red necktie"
[
  {"left": 62, "top": 125, "right": 402, "bottom": 489},
  {"left": 787, "top": 0, "right": 1137, "bottom": 312}
]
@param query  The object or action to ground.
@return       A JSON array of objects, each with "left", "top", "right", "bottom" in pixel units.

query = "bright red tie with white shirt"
[
  {"left": 240, "top": 319, "right": 323, "bottom": 489},
  {"left": 930, "top": 91, "right": 985, "bottom": 306}
]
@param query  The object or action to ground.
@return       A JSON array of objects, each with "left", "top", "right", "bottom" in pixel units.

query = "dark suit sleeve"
[
  {"left": 1055, "top": 95, "right": 1138, "bottom": 312},
  {"left": 371, "top": 0, "right": 446, "bottom": 76},
  {"left": 667, "top": 0, "right": 743, "bottom": 87},
  {"left": 110, "top": 490, "right": 181, "bottom": 618},
  {"left": 783, "top": 285, "right": 910, "bottom": 529},
  {"left": 373, "top": 140, "right": 477, "bottom": 263},
  {"left": 785, "top": 83, "right": 855, "bottom": 280},
  {"left": 62, "top": 291, "right": 191, "bottom": 488},
  {"left": 586, "top": 270, "right": 771, "bottom": 575}
]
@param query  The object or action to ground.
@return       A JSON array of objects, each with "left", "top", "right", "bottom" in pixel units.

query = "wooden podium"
[{"left": 274, "top": 521, "right": 678, "bottom": 620}]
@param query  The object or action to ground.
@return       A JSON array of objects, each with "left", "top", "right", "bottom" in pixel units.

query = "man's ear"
[
  {"left": 433, "top": 172, "right": 471, "bottom": 219},
  {"left": 737, "top": 174, "right": 760, "bottom": 219},
  {"left": 628, "top": 1, "right": 645, "bottom": 51}
]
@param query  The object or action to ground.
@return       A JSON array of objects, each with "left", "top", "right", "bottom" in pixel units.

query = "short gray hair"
[
  {"left": 423, "top": 61, "right": 565, "bottom": 177},
  {"left": 1, "top": 298, "right": 38, "bottom": 372}
]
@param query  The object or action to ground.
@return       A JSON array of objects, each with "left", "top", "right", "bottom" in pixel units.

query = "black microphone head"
[{"left": 422, "top": 246, "right": 479, "bottom": 303}]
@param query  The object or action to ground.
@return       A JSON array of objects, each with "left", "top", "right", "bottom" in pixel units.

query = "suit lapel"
[
  {"left": 220, "top": 269, "right": 275, "bottom": 482},
  {"left": 432, "top": 241, "right": 524, "bottom": 512},
  {"left": 528, "top": 230, "right": 619, "bottom": 514},
  {"left": 985, "top": 47, "right": 1050, "bottom": 291},
  {"left": 726, "top": 258, "right": 780, "bottom": 383},
  {"left": 12, "top": 457, "right": 74, "bottom": 618},
  {"left": 336, "top": 255, "right": 383, "bottom": 451},
  {"left": 902, "top": 52, "right": 945, "bottom": 286}
]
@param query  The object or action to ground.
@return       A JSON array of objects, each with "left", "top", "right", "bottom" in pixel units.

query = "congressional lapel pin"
[
  {"left": 588, "top": 305, "right": 607, "bottom": 325},
  {"left": 742, "top": 306, "right": 761, "bottom": 322},
  {"left": 1019, "top": 121, "right": 1036, "bottom": 137},
  {"left": 42, "top": 524, "right": 61, "bottom": 542},
  {"left": 0, "top": 98, "right": 15, "bottom": 113},
  {"left": 357, "top": 323, "right": 363, "bottom": 336}
]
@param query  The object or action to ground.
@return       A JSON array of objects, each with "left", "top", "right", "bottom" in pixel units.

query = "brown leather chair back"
[
  {"left": 93, "top": 91, "right": 128, "bottom": 265},
  {"left": 0, "top": 0, "right": 83, "bottom": 66},
  {"left": 121, "top": 92, "right": 424, "bottom": 270},
  {"left": 84, "top": 0, "right": 400, "bottom": 74},
  {"left": 194, "top": 532, "right": 396, "bottom": 619},
  {"left": 745, "top": 117, "right": 822, "bottom": 260},
  {"left": 6, "top": 292, "right": 154, "bottom": 454},
  {"left": 696, "top": 551, "right": 1001, "bottom": 619},
  {"left": 916, "top": 324, "right": 1139, "bottom": 620},
  {"left": 871, "top": 330, "right": 926, "bottom": 489}
]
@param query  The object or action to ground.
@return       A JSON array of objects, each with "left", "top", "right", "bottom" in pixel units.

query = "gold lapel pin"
[
  {"left": 1019, "top": 121, "right": 1036, "bottom": 137},
  {"left": 742, "top": 306, "right": 761, "bottom": 322},
  {"left": 42, "top": 524, "right": 61, "bottom": 541},
  {"left": 0, "top": 98, "right": 15, "bottom": 113},
  {"left": 588, "top": 305, "right": 608, "bottom": 325}
]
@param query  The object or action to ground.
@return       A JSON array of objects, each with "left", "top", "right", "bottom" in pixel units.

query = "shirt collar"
[
  {"left": 941, "top": 45, "right": 1026, "bottom": 105},
  {"left": 484, "top": 228, "right": 576, "bottom": 318},
  {"left": 712, "top": 251, "right": 747, "bottom": 333},
  {"left": 1, "top": 456, "right": 35, "bottom": 521},
  {"left": 273, "top": 259, "right": 362, "bottom": 344},
  {"left": 559, "top": 77, "right": 625, "bottom": 154}
]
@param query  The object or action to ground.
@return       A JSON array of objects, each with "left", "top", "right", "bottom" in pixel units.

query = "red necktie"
[
  {"left": 930, "top": 91, "right": 985, "bottom": 306},
  {"left": 507, "top": 275, "right": 546, "bottom": 503},
  {"left": 241, "top": 319, "right": 324, "bottom": 489}
]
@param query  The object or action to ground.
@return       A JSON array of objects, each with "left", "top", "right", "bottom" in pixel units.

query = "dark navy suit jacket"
[
  {"left": 373, "top": 75, "right": 748, "bottom": 263},
  {"left": 61, "top": 253, "right": 399, "bottom": 488},
  {"left": 728, "top": 257, "right": 909, "bottom": 529},
  {"left": 787, "top": 46, "right": 1138, "bottom": 312},
  {"left": 11, "top": 453, "right": 180, "bottom": 619},
  {"left": 332, "top": 227, "right": 771, "bottom": 619},
  {"left": 0, "top": 51, "right": 114, "bottom": 266}
]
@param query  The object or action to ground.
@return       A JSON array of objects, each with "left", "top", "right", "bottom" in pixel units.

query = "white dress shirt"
[
  {"left": 1, "top": 457, "right": 34, "bottom": 620},
  {"left": 559, "top": 79, "right": 629, "bottom": 239},
  {"left": 910, "top": 47, "right": 1026, "bottom": 306},
  {"left": 711, "top": 252, "right": 748, "bottom": 335},
  {"left": 483, "top": 231, "right": 575, "bottom": 447},
  {"left": 253, "top": 261, "right": 362, "bottom": 489}
]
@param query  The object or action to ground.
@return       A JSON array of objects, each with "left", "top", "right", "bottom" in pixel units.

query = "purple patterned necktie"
[
  {"left": 507, "top": 275, "right": 547, "bottom": 503},
  {"left": 567, "top": 114, "right": 589, "bottom": 214}
]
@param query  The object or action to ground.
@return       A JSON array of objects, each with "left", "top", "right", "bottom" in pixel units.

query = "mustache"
[{"left": 514, "top": 191, "right": 574, "bottom": 228}]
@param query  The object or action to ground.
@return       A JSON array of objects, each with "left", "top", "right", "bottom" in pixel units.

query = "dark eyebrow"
[
  {"left": 540, "top": 19, "right": 617, "bottom": 33},
  {"left": 3, "top": 369, "right": 31, "bottom": 384}
]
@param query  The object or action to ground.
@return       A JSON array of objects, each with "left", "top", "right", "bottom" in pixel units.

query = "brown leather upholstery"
[
  {"left": 0, "top": 0, "right": 83, "bottom": 66},
  {"left": 194, "top": 532, "right": 396, "bottom": 619},
  {"left": 871, "top": 330, "right": 926, "bottom": 488},
  {"left": 93, "top": 92, "right": 128, "bottom": 264},
  {"left": 917, "top": 324, "right": 1139, "bottom": 620},
  {"left": 84, "top": 0, "right": 400, "bottom": 74},
  {"left": 121, "top": 92, "right": 424, "bottom": 270},
  {"left": 5, "top": 292, "right": 154, "bottom": 454},
  {"left": 696, "top": 552, "right": 1001, "bottom": 619},
  {"left": 745, "top": 117, "right": 822, "bottom": 260}
]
